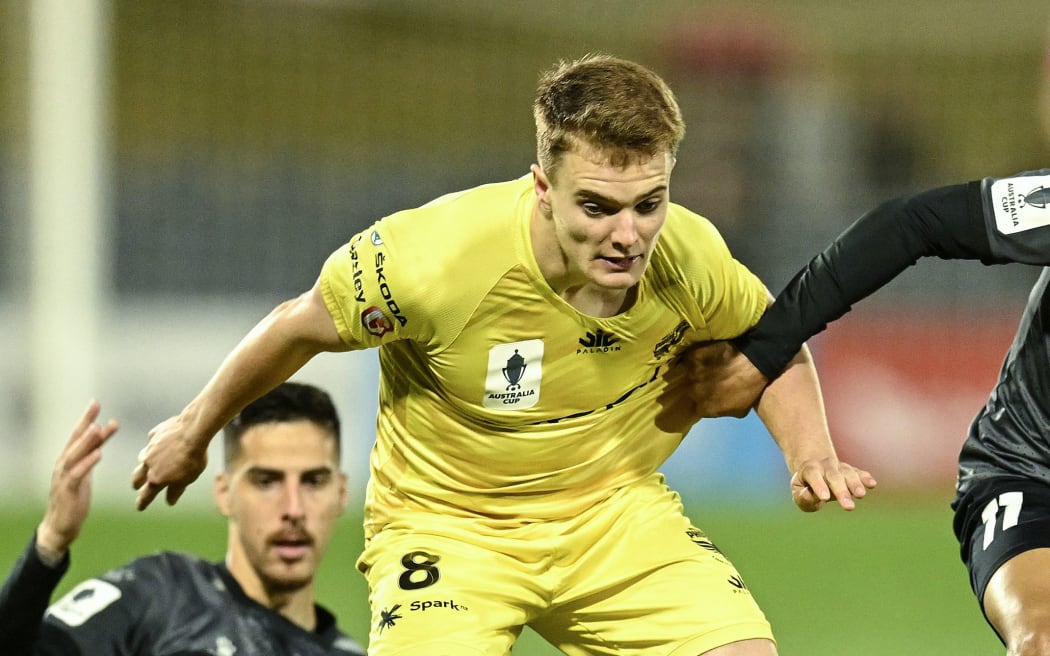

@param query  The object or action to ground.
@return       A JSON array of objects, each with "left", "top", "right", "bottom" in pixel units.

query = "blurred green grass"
[{"left": 0, "top": 490, "right": 1002, "bottom": 655}]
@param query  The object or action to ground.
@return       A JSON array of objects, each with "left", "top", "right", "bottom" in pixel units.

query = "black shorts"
[{"left": 953, "top": 476, "right": 1050, "bottom": 607}]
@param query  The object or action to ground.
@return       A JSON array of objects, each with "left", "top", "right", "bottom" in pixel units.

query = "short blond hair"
[{"left": 533, "top": 54, "right": 685, "bottom": 179}]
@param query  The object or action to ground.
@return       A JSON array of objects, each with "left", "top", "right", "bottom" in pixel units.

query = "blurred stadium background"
[{"left": 3, "top": 0, "right": 1049, "bottom": 653}]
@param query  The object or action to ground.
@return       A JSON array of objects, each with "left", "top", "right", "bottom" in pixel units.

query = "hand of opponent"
[
  {"left": 132, "top": 413, "right": 209, "bottom": 511},
  {"left": 682, "top": 340, "right": 769, "bottom": 418},
  {"left": 36, "top": 400, "right": 120, "bottom": 562}
]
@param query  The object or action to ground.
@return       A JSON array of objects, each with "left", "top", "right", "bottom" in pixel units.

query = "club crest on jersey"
[
  {"left": 484, "top": 339, "right": 543, "bottom": 409},
  {"left": 654, "top": 320, "right": 690, "bottom": 359},
  {"left": 991, "top": 175, "right": 1050, "bottom": 234}
]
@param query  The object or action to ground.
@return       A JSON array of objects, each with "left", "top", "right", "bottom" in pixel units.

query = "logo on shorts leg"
[
  {"left": 728, "top": 574, "right": 749, "bottom": 591},
  {"left": 377, "top": 604, "right": 403, "bottom": 632},
  {"left": 686, "top": 528, "right": 723, "bottom": 555}
]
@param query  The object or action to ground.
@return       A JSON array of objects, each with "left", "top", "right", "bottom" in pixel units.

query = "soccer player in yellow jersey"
[{"left": 133, "top": 54, "right": 876, "bottom": 655}]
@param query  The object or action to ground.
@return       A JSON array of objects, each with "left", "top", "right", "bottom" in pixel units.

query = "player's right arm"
[{"left": 134, "top": 278, "right": 348, "bottom": 510}]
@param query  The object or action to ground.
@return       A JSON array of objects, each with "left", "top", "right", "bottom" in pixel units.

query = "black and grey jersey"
[
  {"left": 957, "top": 172, "right": 1050, "bottom": 497},
  {"left": 0, "top": 535, "right": 366, "bottom": 655},
  {"left": 732, "top": 168, "right": 1050, "bottom": 497}
]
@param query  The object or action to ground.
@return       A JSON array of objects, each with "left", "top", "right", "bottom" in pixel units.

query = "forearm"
[
  {"left": 735, "top": 181, "right": 987, "bottom": 379},
  {"left": 181, "top": 287, "right": 347, "bottom": 441},
  {"left": 0, "top": 534, "right": 69, "bottom": 653},
  {"left": 754, "top": 344, "right": 835, "bottom": 473}
]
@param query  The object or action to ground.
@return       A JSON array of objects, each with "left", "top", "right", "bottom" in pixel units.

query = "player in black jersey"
[
  {"left": 685, "top": 169, "right": 1050, "bottom": 653},
  {"left": 0, "top": 382, "right": 366, "bottom": 655}
]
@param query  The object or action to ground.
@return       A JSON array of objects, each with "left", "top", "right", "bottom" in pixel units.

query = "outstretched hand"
[
  {"left": 682, "top": 341, "right": 769, "bottom": 418},
  {"left": 790, "top": 456, "right": 877, "bottom": 512},
  {"left": 132, "top": 414, "right": 209, "bottom": 510},
  {"left": 36, "top": 400, "right": 120, "bottom": 561}
]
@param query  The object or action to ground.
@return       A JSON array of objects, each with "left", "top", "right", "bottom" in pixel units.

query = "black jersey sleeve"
[
  {"left": 732, "top": 172, "right": 1050, "bottom": 380},
  {"left": 0, "top": 534, "right": 72, "bottom": 654}
]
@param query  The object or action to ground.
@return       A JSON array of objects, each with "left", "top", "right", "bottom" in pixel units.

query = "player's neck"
[
  {"left": 559, "top": 284, "right": 636, "bottom": 317},
  {"left": 262, "top": 585, "right": 318, "bottom": 631},
  {"left": 226, "top": 554, "right": 318, "bottom": 631}
]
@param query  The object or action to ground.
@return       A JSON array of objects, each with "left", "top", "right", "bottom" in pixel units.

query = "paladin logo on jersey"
[
  {"left": 483, "top": 339, "right": 543, "bottom": 409},
  {"left": 577, "top": 329, "right": 621, "bottom": 354},
  {"left": 991, "top": 174, "right": 1050, "bottom": 235}
]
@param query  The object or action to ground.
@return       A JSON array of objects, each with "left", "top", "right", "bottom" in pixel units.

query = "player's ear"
[
  {"left": 531, "top": 164, "right": 553, "bottom": 215},
  {"left": 214, "top": 472, "right": 232, "bottom": 517},
  {"left": 337, "top": 471, "right": 349, "bottom": 516}
]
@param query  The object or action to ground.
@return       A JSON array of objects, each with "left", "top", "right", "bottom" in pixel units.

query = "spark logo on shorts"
[
  {"left": 409, "top": 599, "right": 469, "bottom": 612},
  {"left": 484, "top": 339, "right": 543, "bottom": 409},
  {"left": 46, "top": 578, "right": 122, "bottom": 626},
  {"left": 991, "top": 175, "right": 1050, "bottom": 234}
]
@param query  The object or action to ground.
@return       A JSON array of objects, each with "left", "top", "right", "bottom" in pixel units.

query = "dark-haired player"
[{"left": 0, "top": 382, "right": 365, "bottom": 655}]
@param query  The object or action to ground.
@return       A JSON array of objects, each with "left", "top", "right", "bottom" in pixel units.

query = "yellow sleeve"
[
  {"left": 653, "top": 206, "right": 768, "bottom": 341},
  {"left": 319, "top": 224, "right": 419, "bottom": 350}
]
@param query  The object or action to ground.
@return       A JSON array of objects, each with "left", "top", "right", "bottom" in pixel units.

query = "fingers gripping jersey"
[{"left": 320, "top": 176, "right": 768, "bottom": 534}]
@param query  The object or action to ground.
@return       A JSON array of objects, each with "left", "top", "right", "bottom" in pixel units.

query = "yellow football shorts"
[{"left": 357, "top": 473, "right": 774, "bottom": 655}]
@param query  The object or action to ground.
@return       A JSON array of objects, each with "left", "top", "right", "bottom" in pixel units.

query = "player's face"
[
  {"left": 216, "top": 421, "right": 347, "bottom": 598},
  {"left": 532, "top": 143, "right": 672, "bottom": 293}
]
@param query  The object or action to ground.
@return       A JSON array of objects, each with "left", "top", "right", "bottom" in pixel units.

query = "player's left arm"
[{"left": 754, "top": 342, "right": 877, "bottom": 512}]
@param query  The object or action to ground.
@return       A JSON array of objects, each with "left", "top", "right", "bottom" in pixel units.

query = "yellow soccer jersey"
[{"left": 320, "top": 175, "right": 767, "bottom": 535}]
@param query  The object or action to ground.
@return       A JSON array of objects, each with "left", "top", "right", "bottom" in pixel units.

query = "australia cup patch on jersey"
[
  {"left": 483, "top": 339, "right": 543, "bottom": 409},
  {"left": 46, "top": 578, "right": 122, "bottom": 626},
  {"left": 991, "top": 175, "right": 1050, "bottom": 234}
]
